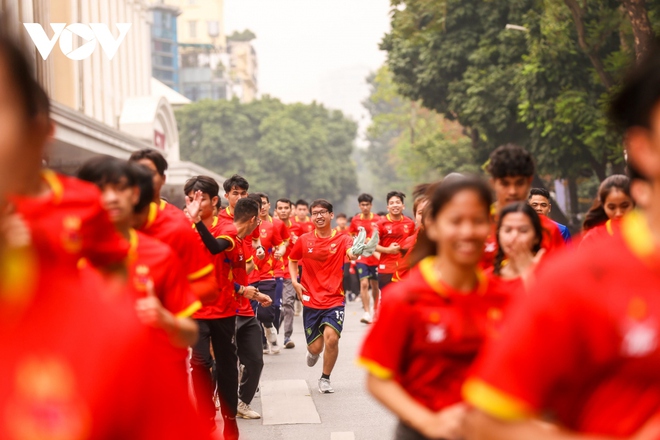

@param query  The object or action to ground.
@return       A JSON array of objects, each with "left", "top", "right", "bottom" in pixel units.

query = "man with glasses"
[{"left": 289, "top": 200, "right": 360, "bottom": 394}]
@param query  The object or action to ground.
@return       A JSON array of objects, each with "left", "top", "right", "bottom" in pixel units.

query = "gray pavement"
[{"left": 234, "top": 298, "right": 397, "bottom": 440}]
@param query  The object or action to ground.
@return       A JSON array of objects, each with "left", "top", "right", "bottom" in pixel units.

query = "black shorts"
[
  {"left": 356, "top": 263, "right": 378, "bottom": 281},
  {"left": 378, "top": 273, "right": 393, "bottom": 290},
  {"left": 302, "top": 305, "right": 344, "bottom": 345}
]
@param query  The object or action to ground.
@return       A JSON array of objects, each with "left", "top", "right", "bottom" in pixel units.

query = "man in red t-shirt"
[
  {"left": 188, "top": 194, "right": 272, "bottom": 429},
  {"left": 249, "top": 192, "right": 287, "bottom": 354},
  {"left": 376, "top": 191, "right": 415, "bottom": 292},
  {"left": 289, "top": 199, "right": 359, "bottom": 394},
  {"left": 274, "top": 197, "right": 298, "bottom": 348},
  {"left": 292, "top": 199, "right": 315, "bottom": 235},
  {"left": 77, "top": 157, "right": 200, "bottom": 376},
  {"left": 480, "top": 144, "right": 565, "bottom": 270},
  {"left": 463, "top": 53, "right": 660, "bottom": 438},
  {"left": 350, "top": 193, "right": 382, "bottom": 324}
]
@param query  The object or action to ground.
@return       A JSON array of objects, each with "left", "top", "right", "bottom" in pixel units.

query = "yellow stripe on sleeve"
[
  {"left": 188, "top": 263, "right": 214, "bottom": 281},
  {"left": 175, "top": 300, "right": 202, "bottom": 318},
  {"left": 355, "top": 357, "right": 395, "bottom": 380},
  {"left": 462, "top": 379, "right": 534, "bottom": 421}
]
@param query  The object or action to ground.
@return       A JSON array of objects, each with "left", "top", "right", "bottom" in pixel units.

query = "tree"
[{"left": 176, "top": 97, "right": 358, "bottom": 204}]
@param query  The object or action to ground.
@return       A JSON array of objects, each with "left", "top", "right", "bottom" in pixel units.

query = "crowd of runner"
[{"left": 3, "top": 20, "right": 660, "bottom": 440}]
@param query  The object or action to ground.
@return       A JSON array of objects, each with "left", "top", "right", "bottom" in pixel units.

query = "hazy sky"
[{"left": 223, "top": 0, "right": 392, "bottom": 146}]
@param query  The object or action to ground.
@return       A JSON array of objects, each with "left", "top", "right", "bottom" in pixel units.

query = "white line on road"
[
  {"left": 261, "top": 379, "right": 322, "bottom": 425},
  {"left": 331, "top": 432, "right": 356, "bottom": 440}
]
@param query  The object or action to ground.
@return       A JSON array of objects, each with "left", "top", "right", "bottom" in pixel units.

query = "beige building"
[
  {"left": 228, "top": 38, "right": 258, "bottom": 103},
  {"left": 167, "top": 0, "right": 225, "bottom": 48},
  {"left": 1, "top": 0, "right": 223, "bottom": 199}
]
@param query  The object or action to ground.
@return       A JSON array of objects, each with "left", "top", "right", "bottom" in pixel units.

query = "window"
[
  {"left": 207, "top": 21, "right": 219, "bottom": 38},
  {"left": 188, "top": 21, "right": 197, "bottom": 38}
]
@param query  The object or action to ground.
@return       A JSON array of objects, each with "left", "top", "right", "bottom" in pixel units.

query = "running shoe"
[
  {"left": 318, "top": 378, "right": 334, "bottom": 394},
  {"left": 360, "top": 312, "right": 372, "bottom": 324},
  {"left": 284, "top": 338, "right": 295, "bottom": 349},
  {"left": 262, "top": 341, "right": 270, "bottom": 354},
  {"left": 306, "top": 351, "right": 319, "bottom": 367},
  {"left": 237, "top": 400, "right": 261, "bottom": 419}
]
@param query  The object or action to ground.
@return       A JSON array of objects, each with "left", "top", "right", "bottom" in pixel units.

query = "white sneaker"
[
  {"left": 237, "top": 400, "right": 261, "bottom": 419},
  {"left": 266, "top": 326, "right": 278, "bottom": 344},
  {"left": 318, "top": 378, "right": 334, "bottom": 394},
  {"left": 360, "top": 312, "right": 372, "bottom": 324},
  {"left": 306, "top": 351, "right": 319, "bottom": 367}
]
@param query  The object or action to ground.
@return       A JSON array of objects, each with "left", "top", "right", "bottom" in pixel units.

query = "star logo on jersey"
[
  {"left": 426, "top": 324, "right": 447, "bottom": 343},
  {"left": 61, "top": 216, "right": 82, "bottom": 253}
]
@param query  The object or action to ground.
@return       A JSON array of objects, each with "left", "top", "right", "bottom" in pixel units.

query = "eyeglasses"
[{"left": 311, "top": 210, "right": 329, "bottom": 217}]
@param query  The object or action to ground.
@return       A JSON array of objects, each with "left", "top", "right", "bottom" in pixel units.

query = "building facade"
[
  {"left": 151, "top": 3, "right": 181, "bottom": 91},
  {"left": 228, "top": 38, "right": 258, "bottom": 103}
]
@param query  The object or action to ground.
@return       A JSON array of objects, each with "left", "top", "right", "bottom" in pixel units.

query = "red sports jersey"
[
  {"left": 358, "top": 257, "right": 510, "bottom": 412},
  {"left": 350, "top": 213, "right": 381, "bottom": 266},
  {"left": 139, "top": 201, "right": 216, "bottom": 303},
  {"left": 216, "top": 206, "right": 234, "bottom": 228},
  {"left": 249, "top": 216, "right": 284, "bottom": 283},
  {"left": 194, "top": 218, "right": 245, "bottom": 320},
  {"left": 579, "top": 218, "right": 619, "bottom": 250},
  {"left": 10, "top": 170, "right": 129, "bottom": 274},
  {"left": 292, "top": 216, "right": 314, "bottom": 236},
  {"left": 392, "top": 229, "right": 419, "bottom": 282},
  {"left": 377, "top": 214, "right": 415, "bottom": 274},
  {"left": 127, "top": 229, "right": 200, "bottom": 362},
  {"left": 480, "top": 211, "right": 565, "bottom": 270},
  {"left": 289, "top": 229, "right": 354, "bottom": 309},
  {"left": 274, "top": 217, "right": 295, "bottom": 278},
  {"left": 464, "top": 210, "right": 660, "bottom": 436},
  {"left": 0, "top": 246, "right": 205, "bottom": 439}
]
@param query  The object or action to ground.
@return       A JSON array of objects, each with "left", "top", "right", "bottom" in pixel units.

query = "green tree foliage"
[
  {"left": 176, "top": 97, "right": 358, "bottom": 203},
  {"left": 363, "top": 65, "right": 477, "bottom": 206}
]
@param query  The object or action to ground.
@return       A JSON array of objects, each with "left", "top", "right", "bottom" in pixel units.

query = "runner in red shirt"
[
  {"left": 289, "top": 199, "right": 360, "bottom": 394},
  {"left": 77, "top": 157, "right": 200, "bottom": 374},
  {"left": 482, "top": 144, "right": 564, "bottom": 270},
  {"left": 580, "top": 175, "right": 633, "bottom": 249},
  {"left": 376, "top": 191, "right": 415, "bottom": 292},
  {"left": 358, "top": 177, "right": 509, "bottom": 440},
  {"left": 392, "top": 194, "right": 429, "bottom": 283},
  {"left": 463, "top": 48, "right": 660, "bottom": 439},
  {"left": 274, "top": 197, "right": 298, "bottom": 348},
  {"left": 350, "top": 193, "right": 381, "bottom": 324},
  {"left": 188, "top": 195, "right": 272, "bottom": 431},
  {"left": 248, "top": 192, "right": 287, "bottom": 354},
  {"left": 292, "top": 199, "right": 315, "bottom": 235}
]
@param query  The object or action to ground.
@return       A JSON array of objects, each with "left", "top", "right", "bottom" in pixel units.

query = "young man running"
[
  {"left": 275, "top": 197, "right": 298, "bottom": 348},
  {"left": 481, "top": 144, "right": 565, "bottom": 269},
  {"left": 376, "top": 191, "right": 414, "bottom": 292},
  {"left": 78, "top": 157, "right": 199, "bottom": 380},
  {"left": 350, "top": 193, "right": 381, "bottom": 323},
  {"left": 249, "top": 192, "right": 287, "bottom": 354},
  {"left": 528, "top": 187, "right": 571, "bottom": 242},
  {"left": 289, "top": 199, "right": 360, "bottom": 394},
  {"left": 188, "top": 192, "right": 272, "bottom": 426},
  {"left": 292, "top": 199, "right": 314, "bottom": 234}
]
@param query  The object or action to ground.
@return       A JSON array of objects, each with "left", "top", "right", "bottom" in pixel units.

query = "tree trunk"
[
  {"left": 564, "top": 0, "right": 615, "bottom": 89},
  {"left": 620, "top": 0, "right": 655, "bottom": 59}
]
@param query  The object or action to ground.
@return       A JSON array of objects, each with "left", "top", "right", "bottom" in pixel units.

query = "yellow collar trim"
[
  {"left": 418, "top": 256, "right": 487, "bottom": 298},
  {"left": 314, "top": 229, "right": 337, "bottom": 238},
  {"left": 41, "top": 169, "right": 64, "bottom": 204},
  {"left": 621, "top": 210, "right": 655, "bottom": 258},
  {"left": 144, "top": 202, "right": 159, "bottom": 229}
]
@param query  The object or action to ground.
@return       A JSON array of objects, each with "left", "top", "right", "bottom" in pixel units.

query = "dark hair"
[
  {"left": 410, "top": 176, "right": 493, "bottom": 267},
  {"left": 357, "top": 193, "right": 373, "bottom": 204},
  {"left": 246, "top": 193, "right": 263, "bottom": 209},
  {"left": 529, "top": 188, "right": 550, "bottom": 201},
  {"left": 184, "top": 175, "right": 219, "bottom": 199},
  {"left": 487, "top": 144, "right": 535, "bottom": 179},
  {"left": 310, "top": 199, "right": 333, "bottom": 213},
  {"left": 234, "top": 197, "right": 260, "bottom": 223},
  {"left": 223, "top": 174, "right": 249, "bottom": 193},
  {"left": 295, "top": 199, "right": 309, "bottom": 208},
  {"left": 252, "top": 192, "right": 269, "bottom": 203},
  {"left": 386, "top": 191, "right": 406, "bottom": 204},
  {"left": 215, "top": 198, "right": 222, "bottom": 209},
  {"left": 610, "top": 40, "right": 660, "bottom": 130},
  {"left": 129, "top": 149, "right": 168, "bottom": 176},
  {"left": 0, "top": 26, "right": 43, "bottom": 119},
  {"left": 583, "top": 175, "right": 632, "bottom": 231},
  {"left": 77, "top": 156, "right": 153, "bottom": 212},
  {"left": 412, "top": 183, "right": 430, "bottom": 201},
  {"left": 336, "top": 213, "right": 347, "bottom": 219},
  {"left": 493, "top": 202, "right": 543, "bottom": 275},
  {"left": 377, "top": 211, "right": 388, "bottom": 216},
  {"left": 276, "top": 198, "right": 293, "bottom": 207}
]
